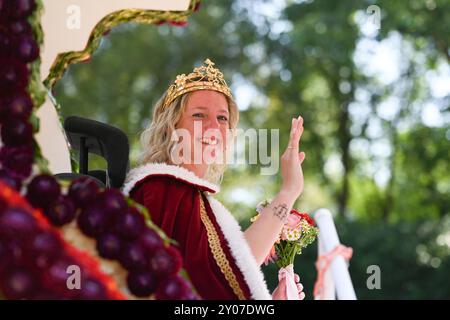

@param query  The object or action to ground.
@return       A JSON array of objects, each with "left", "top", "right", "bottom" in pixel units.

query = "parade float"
[
  {"left": 0, "top": 0, "right": 355, "bottom": 300},
  {"left": 0, "top": 0, "right": 201, "bottom": 300}
]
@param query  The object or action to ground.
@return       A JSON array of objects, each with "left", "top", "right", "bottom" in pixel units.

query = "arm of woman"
[{"left": 244, "top": 115, "right": 305, "bottom": 266}]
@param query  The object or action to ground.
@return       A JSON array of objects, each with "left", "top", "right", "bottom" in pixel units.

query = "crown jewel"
[{"left": 163, "top": 58, "right": 233, "bottom": 108}]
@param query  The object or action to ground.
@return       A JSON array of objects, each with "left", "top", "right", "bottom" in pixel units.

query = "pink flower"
[
  {"left": 286, "top": 211, "right": 303, "bottom": 230},
  {"left": 263, "top": 246, "right": 277, "bottom": 266},
  {"left": 288, "top": 209, "right": 315, "bottom": 228}
]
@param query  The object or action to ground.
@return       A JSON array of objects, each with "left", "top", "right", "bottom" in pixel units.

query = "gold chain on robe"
[{"left": 198, "top": 191, "right": 246, "bottom": 300}]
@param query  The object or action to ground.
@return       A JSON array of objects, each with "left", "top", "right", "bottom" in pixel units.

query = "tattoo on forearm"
[{"left": 273, "top": 203, "right": 288, "bottom": 222}]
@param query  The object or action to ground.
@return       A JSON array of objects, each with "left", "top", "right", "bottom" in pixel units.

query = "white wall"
[{"left": 36, "top": 0, "right": 190, "bottom": 174}]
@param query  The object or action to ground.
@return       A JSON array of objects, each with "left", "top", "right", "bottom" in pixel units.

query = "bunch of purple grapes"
[
  {"left": 0, "top": 195, "right": 114, "bottom": 299},
  {"left": 71, "top": 179, "right": 199, "bottom": 299},
  {"left": 22, "top": 174, "right": 199, "bottom": 299},
  {"left": 0, "top": 0, "right": 40, "bottom": 191}
]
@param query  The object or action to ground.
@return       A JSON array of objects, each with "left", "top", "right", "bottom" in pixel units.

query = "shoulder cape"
[{"left": 122, "top": 162, "right": 272, "bottom": 300}]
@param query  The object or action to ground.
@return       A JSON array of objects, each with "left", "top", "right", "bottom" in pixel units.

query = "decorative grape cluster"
[
  {"left": 0, "top": 0, "right": 40, "bottom": 191},
  {"left": 23, "top": 175, "right": 199, "bottom": 300},
  {"left": 0, "top": 182, "right": 125, "bottom": 299},
  {"left": 71, "top": 179, "right": 199, "bottom": 299}
]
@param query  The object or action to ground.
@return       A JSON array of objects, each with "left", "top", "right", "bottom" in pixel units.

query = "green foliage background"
[{"left": 54, "top": 0, "right": 450, "bottom": 299}]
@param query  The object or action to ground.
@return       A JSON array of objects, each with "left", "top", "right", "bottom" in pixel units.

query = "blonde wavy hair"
[{"left": 138, "top": 89, "right": 239, "bottom": 186}]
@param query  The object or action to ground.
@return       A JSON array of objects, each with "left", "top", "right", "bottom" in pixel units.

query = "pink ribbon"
[
  {"left": 313, "top": 244, "right": 353, "bottom": 299},
  {"left": 277, "top": 264, "right": 300, "bottom": 300}
]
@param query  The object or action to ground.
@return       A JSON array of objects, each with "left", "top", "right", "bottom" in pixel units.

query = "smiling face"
[{"left": 175, "top": 90, "right": 231, "bottom": 178}]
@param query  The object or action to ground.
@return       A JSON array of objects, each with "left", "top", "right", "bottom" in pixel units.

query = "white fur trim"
[
  {"left": 206, "top": 195, "right": 272, "bottom": 300},
  {"left": 122, "top": 162, "right": 219, "bottom": 196}
]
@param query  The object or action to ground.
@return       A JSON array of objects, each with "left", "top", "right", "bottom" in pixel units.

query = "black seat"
[{"left": 57, "top": 116, "right": 130, "bottom": 189}]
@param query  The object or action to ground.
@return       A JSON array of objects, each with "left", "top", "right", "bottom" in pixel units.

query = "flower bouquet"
[{"left": 252, "top": 200, "right": 318, "bottom": 300}]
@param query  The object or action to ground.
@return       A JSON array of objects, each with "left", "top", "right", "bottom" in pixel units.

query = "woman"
[{"left": 123, "top": 59, "right": 306, "bottom": 300}]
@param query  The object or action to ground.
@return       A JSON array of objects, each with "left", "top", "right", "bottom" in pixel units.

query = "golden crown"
[{"left": 163, "top": 58, "right": 234, "bottom": 108}]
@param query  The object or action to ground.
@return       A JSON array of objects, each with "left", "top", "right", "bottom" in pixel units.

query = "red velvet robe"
[{"left": 123, "top": 163, "right": 271, "bottom": 300}]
